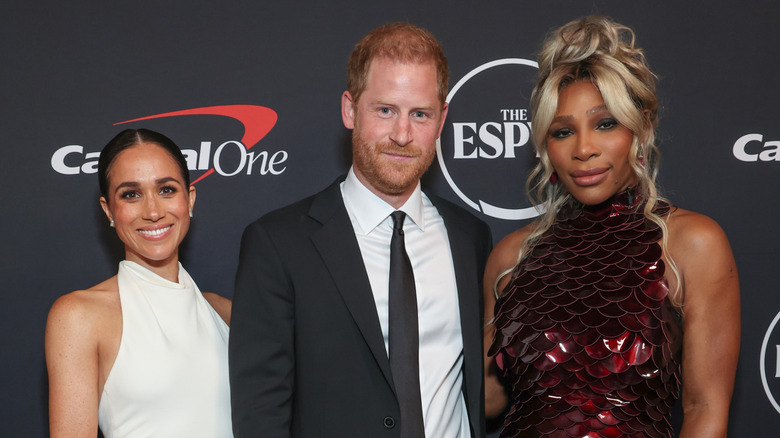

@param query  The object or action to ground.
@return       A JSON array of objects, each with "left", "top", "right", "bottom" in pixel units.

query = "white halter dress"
[{"left": 98, "top": 261, "right": 232, "bottom": 438}]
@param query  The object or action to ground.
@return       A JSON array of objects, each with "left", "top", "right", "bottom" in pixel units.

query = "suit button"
[{"left": 383, "top": 416, "right": 395, "bottom": 428}]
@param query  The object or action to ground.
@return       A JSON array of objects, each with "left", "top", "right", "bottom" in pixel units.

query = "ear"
[
  {"left": 99, "top": 196, "right": 112, "bottom": 224},
  {"left": 341, "top": 91, "right": 356, "bottom": 129},
  {"left": 188, "top": 185, "right": 197, "bottom": 213},
  {"left": 435, "top": 102, "right": 449, "bottom": 139}
]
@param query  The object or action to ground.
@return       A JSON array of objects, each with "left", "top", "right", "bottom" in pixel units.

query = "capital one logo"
[
  {"left": 51, "top": 105, "right": 285, "bottom": 184},
  {"left": 760, "top": 309, "right": 780, "bottom": 414},
  {"left": 437, "top": 58, "right": 540, "bottom": 220},
  {"left": 733, "top": 133, "right": 780, "bottom": 162}
]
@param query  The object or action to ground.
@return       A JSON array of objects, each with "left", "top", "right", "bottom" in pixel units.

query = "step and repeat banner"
[{"left": 1, "top": 1, "right": 778, "bottom": 435}]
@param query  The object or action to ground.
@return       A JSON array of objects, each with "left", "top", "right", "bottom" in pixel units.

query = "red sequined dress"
[{"left": 489, "top": 190, "right": 682, "bottom": 438}]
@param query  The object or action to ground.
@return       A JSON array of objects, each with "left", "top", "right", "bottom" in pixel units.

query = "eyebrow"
[
  {"left": 155, "top": 177, "right": 180, "bottom": 185},
  {"left": 114, "top": 177, "right": 181, "bottom": 191},
  {"left": 371, "top": 100, "right": 437, "bottom": 111},
  {"left": 552, "top": 104, "right": 610, "bottom": 122},
  {"left": 586, "top": 104, "right": 609, "bottom": 115}
]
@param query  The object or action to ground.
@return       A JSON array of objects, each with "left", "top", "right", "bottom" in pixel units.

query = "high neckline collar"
[
  {"left": 557, "top": 186, "right": 643, "bottom": 222},
  {"left": 583, "top": 185, "right": 641, "bottom": 212}
]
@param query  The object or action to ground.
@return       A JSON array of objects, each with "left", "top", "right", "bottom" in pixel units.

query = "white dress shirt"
[{"left": 341, "top": 167, "right": 470, "bottom": 438}]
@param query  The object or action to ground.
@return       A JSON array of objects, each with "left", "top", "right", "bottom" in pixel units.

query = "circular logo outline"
[
  {"left": 436, "top": 58, "right": 541, "bottom": 220},
  {"left": 761, "top": 309, "right": 780, "bottom": 414}
]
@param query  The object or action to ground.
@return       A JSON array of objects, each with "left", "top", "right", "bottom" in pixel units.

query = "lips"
[
  {"left": 384, "top": 152, "right": 415, "bottom": 160},
  {"left": 137, "top": 225, "right": 172, "bottom": 239},
  {"left": 380, "top": 146, "right": 420, "bottom": 164},
  {"left": 570, "top": 167, "right": 608, "bottom": 186}
]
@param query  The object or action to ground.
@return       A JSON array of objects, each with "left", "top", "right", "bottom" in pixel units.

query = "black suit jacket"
[{"left": 229, "top": 177, "right": 492, "bottom": 437}]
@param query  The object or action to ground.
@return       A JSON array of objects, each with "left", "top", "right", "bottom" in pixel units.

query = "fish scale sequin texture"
[{"left": 490, "top": 191, "right": 682, "bottom": 438}]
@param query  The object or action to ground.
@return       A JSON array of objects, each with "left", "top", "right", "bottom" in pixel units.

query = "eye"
[
  {"left": 412, "top": 111, "right": 427, "bottom": 119},
  {"left": 160, "top": 185, "right": 177, "bottom": 196},
  {"left": 596, "top": 118, "right": 619, "bottom": 130},
  {"left": 119, "top": 190, "right": 140, "bottom": 200},
  {"left": 378, "top": 107, "right": 393, "bottom": 116},
  {"left": 549, "top": 128, "right": 573, "bottom": 139}
]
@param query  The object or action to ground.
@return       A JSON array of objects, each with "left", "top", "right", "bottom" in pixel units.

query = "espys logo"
[
  {"left": 761, "top": 310, "right": 780, "bottom": 414},
  {"left": 733, "top": 133, "right": 780, "bottom": 162},
  {"left": 437, "top": 58, "right": 540, "bottom": 221},
  {"left": 51, "top": 105, "right": 285, "bottom": 184}
]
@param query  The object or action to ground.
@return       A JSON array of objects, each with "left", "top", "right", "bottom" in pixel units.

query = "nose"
[
  {"left": 573, "top": 131, "right": 600, "bottom": 161},
  {"left": 142, "top": 196, "right": 163, "bottom": 221},
  {"left": 389, "top": 115, "right": 413, "bottom": 147}
]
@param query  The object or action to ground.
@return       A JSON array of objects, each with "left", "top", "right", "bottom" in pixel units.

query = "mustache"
[{"left": 375, "top": 140, "right": 420, "bottom": 156}]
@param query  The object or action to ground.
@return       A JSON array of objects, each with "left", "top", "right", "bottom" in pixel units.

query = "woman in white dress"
[{"left": 46, "top": 128, "right": 233, "bottom": 437}]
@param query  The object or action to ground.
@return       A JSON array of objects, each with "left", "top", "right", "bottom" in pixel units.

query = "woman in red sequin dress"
[{"left": 484, "top": 16, "right": 740, "bottom": 438}]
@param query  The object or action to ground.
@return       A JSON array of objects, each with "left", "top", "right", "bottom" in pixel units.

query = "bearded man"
[{"left": 229, "top": 22, "right": 491, "bottom": 438}]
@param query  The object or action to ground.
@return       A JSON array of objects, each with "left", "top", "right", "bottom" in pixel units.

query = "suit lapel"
[
  {"left": 308, "top": 179, "right": 395, "bottom": 388},
  {"left": 430, "top": 195, "right": 484, "bottom": 435},
  {"left": 305, "top": 182, "right": 486, "bottom": 425},
  {"left": 432, "top": 197, "right": 481, "bottom": 366}
]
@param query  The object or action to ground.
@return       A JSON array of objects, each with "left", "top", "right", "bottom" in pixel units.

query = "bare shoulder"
[
  {"left": 486, "top": 222, "right": 538, "bottom": 293},
  {"left": 47, "top": 277, "right": 120, "bottom": 328},
  {"left": 490, "top": 222, "right": 537, "bottom": 270},
  {"left": 46, "top": 276, "right": 121, "bottom": 358},
  {"left": 203, "top": 292, "right": 232, "bottom": 326},
  {"left": 665, "top": 207, "right": 733, "bottom": 261},
  {"left": 664, "top": 207, "right": 738, "bottom": 308}
]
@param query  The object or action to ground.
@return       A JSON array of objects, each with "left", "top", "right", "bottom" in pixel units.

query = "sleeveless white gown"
[{"left": 98, "top": 261, "right": 233, "bottom": 437}]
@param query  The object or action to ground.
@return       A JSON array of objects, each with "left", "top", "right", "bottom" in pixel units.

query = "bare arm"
[
  {"left": 203, "top": 292, "right": 232, "bottom": 326},
  {"left": 483, "top": 226, "right": 534, "bottom": 419},
  {"left": 45, "top": 293, "right": 102, "bottom": 437},
  {"left": 669, "top": 210, "right": 740, "bottom": 437}
]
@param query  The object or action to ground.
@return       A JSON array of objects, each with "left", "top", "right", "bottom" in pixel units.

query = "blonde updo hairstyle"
[{"left": 502, "top": 15, "right": 681, "bottom": 306}]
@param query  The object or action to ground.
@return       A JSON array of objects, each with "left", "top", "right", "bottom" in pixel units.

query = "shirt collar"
[{"left": 342, "top": 166, "right": 425, "bottom": 235}]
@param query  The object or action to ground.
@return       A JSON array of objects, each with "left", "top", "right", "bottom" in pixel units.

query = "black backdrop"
[{"left": 2, "top": 1, "right": 779, "bottom": 436}]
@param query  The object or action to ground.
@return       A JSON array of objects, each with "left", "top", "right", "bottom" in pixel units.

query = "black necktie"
[{"left": 388, "top": 211, "right": 425, "bottom": 437}]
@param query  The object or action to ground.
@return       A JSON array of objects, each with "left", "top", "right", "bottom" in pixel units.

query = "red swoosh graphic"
[{"left": 114, "top": 105, "right": 278, "bottom": 184}]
